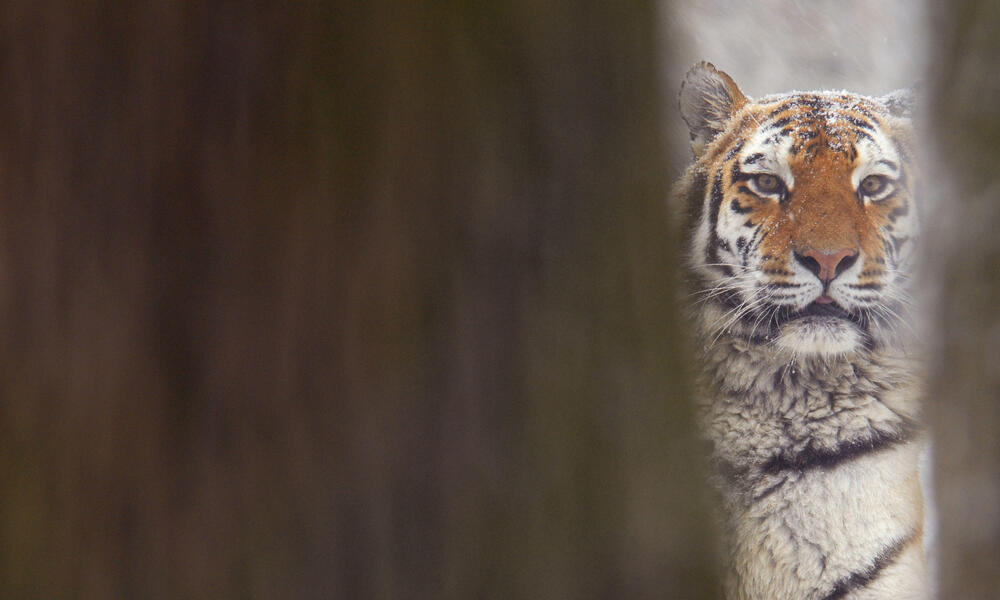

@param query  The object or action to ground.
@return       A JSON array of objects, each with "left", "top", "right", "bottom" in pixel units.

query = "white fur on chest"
[
  {"left": 728, "top": 441, "right": 925, "bottom": 599},
  {"left": 698, "top": 338, "right": 928, "bottom": 599}
]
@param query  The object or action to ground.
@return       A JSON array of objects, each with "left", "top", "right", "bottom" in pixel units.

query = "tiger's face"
[{"left": 677, "top": 63, "right": 917, "bottom": 356}]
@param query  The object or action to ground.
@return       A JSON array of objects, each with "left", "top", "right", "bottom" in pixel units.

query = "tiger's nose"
[{"left": 794, "top": 248, "right": 859, "bottom": 283}]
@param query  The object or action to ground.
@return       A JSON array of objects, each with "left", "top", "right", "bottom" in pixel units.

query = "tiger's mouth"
[
  {"left": 801, "top": 300, "right": 853, "bottom": 319},
  {"left": 773, "top": 299, "right": 866, "bottom": 330}
]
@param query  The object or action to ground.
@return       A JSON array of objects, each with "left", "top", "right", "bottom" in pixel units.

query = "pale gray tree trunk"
[{"left": 927, "top": 2, "right": 1000, "bottom": 597}]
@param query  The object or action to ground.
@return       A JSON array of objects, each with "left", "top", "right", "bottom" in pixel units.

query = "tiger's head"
[{"left": 677, "top": 62, "right": 918, "bottom": 357}]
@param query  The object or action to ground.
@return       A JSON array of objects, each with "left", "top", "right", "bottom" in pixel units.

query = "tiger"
[{"left": 675, "top": 62, "right": 932, "bottom": 599}]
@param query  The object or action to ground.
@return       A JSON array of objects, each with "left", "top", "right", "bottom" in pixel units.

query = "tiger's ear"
[
  {"left": 678, "top": 62, "right": 747, "bottom": 158},
  {"left": 880, "top": 86, "right": 918, "bottom": 119}
]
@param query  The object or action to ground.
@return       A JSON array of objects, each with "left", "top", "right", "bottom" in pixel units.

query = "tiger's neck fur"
[{"left": 696, "top": 316, "right": 928, "bottom": 599}]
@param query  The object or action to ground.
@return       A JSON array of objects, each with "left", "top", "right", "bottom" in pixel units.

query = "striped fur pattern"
[{"left": 676, "top": 63, "right": 929, "bottom": 599}]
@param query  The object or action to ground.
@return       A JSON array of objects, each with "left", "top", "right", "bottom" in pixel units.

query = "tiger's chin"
[{"left": 773, "top": 316, "right": 864, "bottom": 356}]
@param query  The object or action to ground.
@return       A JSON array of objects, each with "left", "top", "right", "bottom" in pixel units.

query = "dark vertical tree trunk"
[
  {"left": 0, "top": 2, "right": 717, "bottom": 598},
  {"left": 928, "top": 2, "right": 1000, "bottom": 597}
]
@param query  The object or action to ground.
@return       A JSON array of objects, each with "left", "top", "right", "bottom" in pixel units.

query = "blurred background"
[{"left": 0, "top": 1, "right": 997, "bottom": 598}]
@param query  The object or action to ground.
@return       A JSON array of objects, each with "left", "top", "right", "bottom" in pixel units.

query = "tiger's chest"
[
  {"left": 697, "top": 344, "right": 927, "bottom": 599},
  {"left": 722, "top": 445, "right": 925, "bottom": 600}
]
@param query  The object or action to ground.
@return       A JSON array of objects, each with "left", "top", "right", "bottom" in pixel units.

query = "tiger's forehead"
[{"left": 737, "top": 92, "right": 901, "bottom": 188}]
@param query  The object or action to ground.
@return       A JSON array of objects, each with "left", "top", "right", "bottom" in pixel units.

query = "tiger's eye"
[
  {"left": 859, "top": 174, "right": 887, "bottom": 196},
  {"left": 755, "top": 174, "right": 781, "bottom": 194}
]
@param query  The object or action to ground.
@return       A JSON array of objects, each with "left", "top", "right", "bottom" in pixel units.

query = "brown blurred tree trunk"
[
  {"left": 0, "top": 1, "right": 717, "bottom": 599},
  {"left": 928, "top": 2, "right": 1000, "bottom": 597}
]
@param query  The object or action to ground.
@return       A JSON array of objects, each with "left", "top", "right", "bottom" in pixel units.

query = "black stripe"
[
  {"left": 887, "top": 200, "right": 908, "bottom": 222},
  {"left": 767, "top": 102, "right": 795, "bottom": 118},
  {"left": 804, "top": 141, "right": 823, "bottom": 156},
  {"left": 853, "top": 129, "right": 874, "bottom": 143},
  {"left": 769, "top": 97, "right": 828, "bottom": 115},
  {"left": 761, "top": 423, "right": 915, "bottom": 476},
  {"left": 844, "top": 116, "right": 874, "bottom": 131},
  {"left": 735, "top": 185, "right": 762, "bottom": 200},
  {"left": 849, "top": 104, "right": 878, "bottom": 121},
  {"left": 882, "top": 238, "right": 895, "bottom": 264},
  {"left": 752, "top": 475, "right": 788, "bottom": 502},
  {"left": 773, "top": 363, "right": 799, "bottom": 391},
  {"left": 706, "top": 173, "right": 724, "bottom": 267},
  {"left": 766, "top": 281, "right": 803, "bottom": 289},
  {"left": 724, "top": 139, "right": 745, "bottom": 160},
  {"left": 846, "top": 282, "right": 883, "bottom": 290},
  {"left": 803, "top": 97, "right": 830, "bottom": 110},
  {"left": 767, "top": 116, "right": 794, "bottom": 130},
  {"left": 736, "top": 236, "right": 751, "bottom": 263},
  {"left": 822, "top": 532, "right": 917, "bottom": 600},
  {"left": 744, "top": 152, "right": 765, "bottom": 165},
  {"left": 731, "top": 198, "right": 752, "bottom": 214},
  {"left": 747, "top": 224, "right": 766, "bottom": 253}
]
